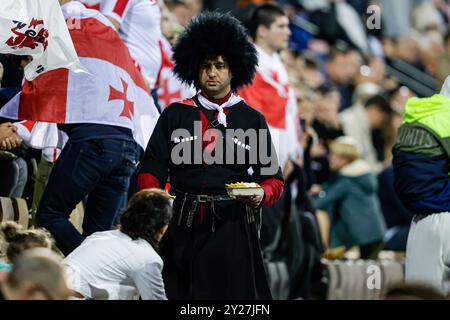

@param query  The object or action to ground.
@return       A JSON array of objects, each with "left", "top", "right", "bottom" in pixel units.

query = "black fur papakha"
[{"left": 172, "top": 11, "right": 258, "bottom": 92}]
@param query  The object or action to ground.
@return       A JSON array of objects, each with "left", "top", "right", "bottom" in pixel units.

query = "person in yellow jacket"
[{"left": 393, "top": 78, "right": 450, "bottom": 296}]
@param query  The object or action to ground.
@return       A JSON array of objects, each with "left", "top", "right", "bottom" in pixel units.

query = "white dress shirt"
[{"left": 63, "top": 230, "right": 167, "bottom": 300}]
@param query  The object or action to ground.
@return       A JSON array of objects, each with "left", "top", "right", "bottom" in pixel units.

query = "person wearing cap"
[{"left": 137, "top": 12, "right": 284, "bottom": 300}]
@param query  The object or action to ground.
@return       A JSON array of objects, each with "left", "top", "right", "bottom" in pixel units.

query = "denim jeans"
[
  {"left": 36, "top": 138, "right": 138, "bottom": 256},
  {"left": 113, "top": 147, "right": 143, "bottom": 225},
  {"left": 0, "top": 155, "right": 27, "bottom": 198}
]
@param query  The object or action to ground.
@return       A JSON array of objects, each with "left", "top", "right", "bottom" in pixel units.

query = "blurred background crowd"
[{"left": 2, "top": 0, "right": 450, "bottom": 300}]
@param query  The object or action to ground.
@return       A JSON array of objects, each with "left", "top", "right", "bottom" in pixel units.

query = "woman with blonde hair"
[
  {"left": 310, "top": 136, "right": 386, "bottom": 259},
  {"left": 0, "top": 221, "right": 54, "bottom": 273}
]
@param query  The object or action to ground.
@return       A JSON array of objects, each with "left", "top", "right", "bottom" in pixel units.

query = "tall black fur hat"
[{"left": 172, "top": 11, "right": 258, "bottom": 92}]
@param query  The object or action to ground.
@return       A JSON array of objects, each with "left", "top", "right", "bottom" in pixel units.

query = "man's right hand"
[{"left": 0, "top": 123, "right": 23, "bottom": 150}]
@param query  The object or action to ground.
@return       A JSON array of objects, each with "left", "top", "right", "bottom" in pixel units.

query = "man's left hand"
[{"left": 236, "top": 194, "right": 264, "bottom": 208}]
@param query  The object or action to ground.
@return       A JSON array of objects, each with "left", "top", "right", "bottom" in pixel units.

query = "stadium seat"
[
  {"left": 11, "top": 198, "right": 29, "bottom": 229},
  {"left": 69, "top": 202, "right": 84, "bottom": 234},
  {"left": 0, "top": 197, "right": 14, "bottom": 223}
]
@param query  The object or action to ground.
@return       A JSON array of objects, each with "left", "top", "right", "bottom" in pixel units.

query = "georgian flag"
[
  {"left": 15, "top": 120, "right": 66, "bottom": 150},
  {"left": 239, "top": 46, "right": 291, "bottom": 129},
  {"left": 0, "top": 1, "right": 159, "bottom": 150},
  {"left": 239, "top": 45, "right": 302, "bottom": 168},
  {"left": 0, "top": 0, "right": 86, "bottom": 80},
  {"left": 156, "top": 37, "right": 195, "bottom": 109},
  {"left": 15, "top": 120, "right": 66, "bottom": 162}
]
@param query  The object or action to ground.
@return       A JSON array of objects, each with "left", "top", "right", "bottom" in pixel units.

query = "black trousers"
[{"left": 161, "top": 197, "right": 271, "bottom": 300}]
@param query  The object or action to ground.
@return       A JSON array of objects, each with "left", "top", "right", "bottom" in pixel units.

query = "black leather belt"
[
  {"left": 171, "top": 188, "right": 234, "bottom": 203},
  {"left": 171, "top": 187, "right": 234, "bottom": 231}
]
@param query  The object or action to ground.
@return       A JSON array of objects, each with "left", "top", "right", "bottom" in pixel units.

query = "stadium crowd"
[{"left": 1, "top": 0, "right": 450, "bottom": 300}]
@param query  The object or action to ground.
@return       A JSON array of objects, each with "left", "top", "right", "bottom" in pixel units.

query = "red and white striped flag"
[{"left": 0, "top": 1, "right": 159, "bottom": 150}]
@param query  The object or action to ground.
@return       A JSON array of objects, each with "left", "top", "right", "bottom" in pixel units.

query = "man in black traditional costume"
[{"left": 138, "top": 12, "right": 284, "bottom": 299}]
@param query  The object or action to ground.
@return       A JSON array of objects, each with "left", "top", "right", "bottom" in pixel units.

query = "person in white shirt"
[
  {"left": 63, "top": 189, "right": 173, "bottom": 300},
  {"left": 240, "top": 3, "right": 302, "bottom": 178},
  {"left": 94, "top": 0, "right": 163, "bottom": 90},
  {"left": 239, "top": 3, "right": 301, "bottom": 251}
]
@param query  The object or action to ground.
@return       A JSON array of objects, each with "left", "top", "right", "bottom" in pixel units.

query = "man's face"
[
  {"left": 262, "top": 15, "right": 291, "bottom": 51},
  {"left": 199, "top": 56, "right": 232, "bottom": 99},
  {"left": 327, "top": 53, "right": 352, "bottom": 85}
]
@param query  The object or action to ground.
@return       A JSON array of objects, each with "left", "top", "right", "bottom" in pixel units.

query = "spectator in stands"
[
  {"left": 311, "top": 136, "right": 386, "bottom": 260},
  {"left": 161, "top": 5, "right": 184, "bottom": 46},
  {"left": 437, "top": 31, "right": 450, "bottom": 85},
  {"left": 299, "top": 52, "right": 324, "bottom": 90},
  {"left": 241, "top": 3, "right": 301, "bottom": 177},
  {"left": 324, "top": 45, "right": 353, "bottom": 89},
  {"left": 340, "top": 94, "right": 393, "bottom": 172},
  {"left": 35, "top": 0, "right": 143, "bottom": 256},
  {"left": 385, "top": 35, "right": 437, "bottom": 96},
  {"left": 280, "top": 49, "right": 302, "bottom": 86},
  {"left": 307, "top": 85, "right": 343, "bottom": 184},
  {"left": 296, "top": 88, "right": 324, "bottom": 199},
  {"left": 393, "top": 78, "right": 450, "bottom": 296},
  {"left": 396, "top": 35, "right": 429, "bottom": 73},
  {"left": 324, "top": 44, "right": 358, "bottom": 110},
  {"left": 93, "top": 0, "right": 163, "bottom": 93},
  {"left": 389, "top": 85, "right": 416, "bottom": 114},
  {"left": 0, "top": 152, "right": 27, "bottom": 199},
  {"left": 0, "top": 55, "right": 33, "bottom": 199},
  {"left": 0, "top": 222, "right": 54, "bottom": 272},
  {"left": 165, "top": 0, "right": 199, "bottom": 27},
  {"left": 87, "top": 0, "right": 166, "bottom": 223},
  {"left": 356, "top": 56, "right": 386, "bottom": 88},
  {"left": 0, "top": 248, "right": 70, "bottom": 300},
  {"left": 308, "top": 0, "right": 369, "bottom": 54},
  {"left": 0, "top": 123, "right": 26, "bottom": 198},
  {"left": 63, "top": 189, "right": 172, "bottom": 300},
  {"left": 379, "top": 0, "right": 425, "bottom": 39},
  {"left": 240, "top": 2, "right": 300, "bottom": 252},
  {"left": 313, "top": 85, "right": 343, "bottom": 144}
]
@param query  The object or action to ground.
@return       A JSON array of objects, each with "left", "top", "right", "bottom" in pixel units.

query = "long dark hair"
[{"left": 120, "top": 189, "right": 173, "bottom": 251}]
